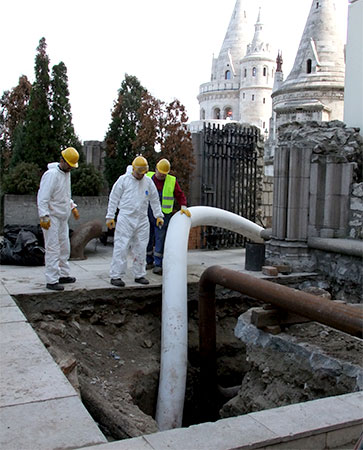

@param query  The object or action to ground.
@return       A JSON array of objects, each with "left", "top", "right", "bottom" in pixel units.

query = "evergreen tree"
[
  {"left": 51, "top": 62, "right": 82, "bottom": 153},
  {"left": 104, "top": 74, "right": 147, "bottom": 188},
  {"left": 12, "top": 37, "right": 53, "bottom": 170}
]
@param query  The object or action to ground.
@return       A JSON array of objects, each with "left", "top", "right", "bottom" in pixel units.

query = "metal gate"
[{"left": 201, "top": 123, "right": 260, "bottom": 249}]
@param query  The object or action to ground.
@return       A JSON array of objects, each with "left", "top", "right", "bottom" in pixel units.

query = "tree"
[
  {"left": 0, "top": 76, "right": 32, "bottom": 176},
  {"left": 104, "top": 74, "right": 147, "bottom": 188},
  {"left": 133, "top": 98, "right": 195, "bottom": 196},
  {"left": 12, "top": 37, "right": 53, "bottom": 170},
  {"left": 104, "top": 73, "right": 195, "bottom": 195},
  {"left": 51, "top": 62, "right": 82, "bottom": 153},
  {"left": 157, "top": 99, "right": 194, "bottom": 196},
  {"left": 71, "top": 162, "right": 105, "bottom": 196}
]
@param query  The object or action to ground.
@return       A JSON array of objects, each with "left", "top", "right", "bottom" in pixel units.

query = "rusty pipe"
[{"left": 199, "top": 265, "right": 363, "bottom": 420}]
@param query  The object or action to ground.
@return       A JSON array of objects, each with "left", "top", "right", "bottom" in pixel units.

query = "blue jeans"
[{"left": 147, "top": 207, "right": 171, "bottom": 268}]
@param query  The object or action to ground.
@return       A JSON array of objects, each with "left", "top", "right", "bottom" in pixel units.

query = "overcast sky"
[{"left": 1, "top": 0, "right": 348, "bottom": 142}]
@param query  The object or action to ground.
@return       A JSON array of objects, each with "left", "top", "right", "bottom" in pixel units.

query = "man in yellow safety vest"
[{"left": 146, "top": 158, "right": 191, "bottom": 275}]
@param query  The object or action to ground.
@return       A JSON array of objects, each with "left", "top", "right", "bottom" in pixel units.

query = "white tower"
[
  {"left": 196, "top": 1, "right": 274, "bottom": 134},
  {"left": 197, "top": 0, "right": 252, "bottom": 122},
  {"left": 239, "top": 8, "right": 274, "bottom": 131}
]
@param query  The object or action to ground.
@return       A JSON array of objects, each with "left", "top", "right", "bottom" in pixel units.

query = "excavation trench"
[{"left": 14, "top": 283, "right": 363, "bottom": 442}]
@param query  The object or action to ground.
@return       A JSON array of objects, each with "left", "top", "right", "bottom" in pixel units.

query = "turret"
[
  {"left": 272, "top": 0, "right": 346, "bottom": 127},
  {"left": 239, "top": 7, "right": 274, "bottom": 130}
]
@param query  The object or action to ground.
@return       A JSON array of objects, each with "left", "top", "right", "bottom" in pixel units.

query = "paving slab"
[
  {"left": 0, "top": 305, "right": 26, "bottom": 323},
  {"left": 144, "top": 415, "right": 278, "bottom": 450},
  {"left": 0, "top": 321, "right": 76, "bottom": 406},
  {"left": 0, "top": 396, "right": 107, "bottom": 450},
  {"left": 0, "top": 294, "right": 17, "bottom": 307},
  {"left": 76, "top": 437, "right": 154, "bottom": 450},
  {"left": 249, "top": 393, "right": 363, "bottom": 439}
]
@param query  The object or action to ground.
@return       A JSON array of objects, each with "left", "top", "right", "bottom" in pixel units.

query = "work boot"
[
  {"left": 46, "top": 283, "right": 64, "bottom": 291},
  {"left": 146, "top": 263, "right": 154, "bottom": 270},
  {"left": 135, "top": 277, "right": 149, "bottom": 285},
  {"left": 59, "top": 276, "right": 76, "bottom": 284},
  {"left": 153, "top": 266, "right": 162, "bottom": 275},
  {"left": 111, "top": 278, "right": 125, "bottom": 287}
]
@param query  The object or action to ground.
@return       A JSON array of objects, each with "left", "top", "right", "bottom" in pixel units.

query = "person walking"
[
  {"left": 37, "top": 147, "right": 80, "bottom": 291},
  {"left": 106, "top": 155, "right": 164, "bottom": 287},
  {"left": 146, "top": 158, "right": 191, "bottom": 275}
]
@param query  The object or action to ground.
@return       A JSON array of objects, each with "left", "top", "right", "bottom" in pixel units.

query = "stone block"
[{"left": 262, "top": 266, "right": 278, "bottom": 276}]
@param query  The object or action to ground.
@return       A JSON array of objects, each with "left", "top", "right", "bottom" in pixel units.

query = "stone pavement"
[
  {"left": 0, "top": 242, "right": 252, "bottom": 296},
  {"left": 1, "top": 241, "right": 362, "bottom": 450}
]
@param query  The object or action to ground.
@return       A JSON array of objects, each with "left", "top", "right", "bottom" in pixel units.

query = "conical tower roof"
[
  {"left": 215, "top": 0, "right": 252, "bottom": 80},
  {"left": 282, "top": 0, "right": 345, "bottom": 89},
  {"left": 244, "top": 7, "right": 271, "bottom": 58}
]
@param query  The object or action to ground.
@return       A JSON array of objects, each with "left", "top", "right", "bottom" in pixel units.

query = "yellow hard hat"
[
  {"left": 61, "top": 147, "right": 79, "bottom": 168},
  {"left": 132, "top": 155, "right": 149, "bottom": 174},
  {"left": 156, "top": 158, "right": 170, "bottom": 175}
]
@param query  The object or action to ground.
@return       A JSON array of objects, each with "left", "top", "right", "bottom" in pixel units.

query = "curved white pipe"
[{"left": 155, "top": 206, "right": 264, "bottom": 430}]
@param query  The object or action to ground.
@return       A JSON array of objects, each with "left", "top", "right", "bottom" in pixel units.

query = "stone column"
[{"left": 267, "top": 121, "right": 361, "bottom": 272}]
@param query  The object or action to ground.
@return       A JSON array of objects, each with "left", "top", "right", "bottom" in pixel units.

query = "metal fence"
[{"left": 200, "top": 123, "right": 260, "bottom": 249}]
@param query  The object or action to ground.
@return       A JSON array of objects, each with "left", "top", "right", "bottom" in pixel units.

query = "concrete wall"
[
  {"left": 344, "top": 0, "right": 363, "bottom": 136},
  {"left": 3, "top": 195, "right": 109, "bottom": 232}
]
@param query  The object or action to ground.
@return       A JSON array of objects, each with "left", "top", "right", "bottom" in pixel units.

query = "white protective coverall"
[
  {"left": 37, "top": 162, "right": 77, "bottom": 284},
  {"left": 106, "top": 166, "right": 163, "bottom": 279}
]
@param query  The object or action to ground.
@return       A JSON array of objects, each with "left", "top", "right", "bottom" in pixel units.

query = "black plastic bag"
[{"left": 0, "top": 224, "right": 45, "bottom": 266}]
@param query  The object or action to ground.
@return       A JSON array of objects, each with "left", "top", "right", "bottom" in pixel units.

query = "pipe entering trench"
[
  {"left": 198, "top": 265, "right": 363, "bottom": 422},
  {"left": 155, "top": 206, "right": 265, "bottom": 431}
]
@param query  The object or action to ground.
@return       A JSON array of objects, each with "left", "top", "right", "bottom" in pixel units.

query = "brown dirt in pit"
[
  {"left": 17, "top": 289, "right": 362, "bottom": 441},
  {"left": 24, "top": 291, "right": 250, "bottom": 440}
]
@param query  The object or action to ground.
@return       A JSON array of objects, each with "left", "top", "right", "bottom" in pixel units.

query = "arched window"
[
  {"left": 224, "top": 107, "right": 233, "bottom": 120},
  {"left": 242, "top": 92, "right": 245, "bottom": 99},
  {"left": 214, "top": 108, "right": 221, "bottom": 120},
  {"left": 307, "top": 59, "right": 312, "bottom": 74},
  {"left": 252, "top": 67, "right": 257, "bottom": 77},
  {"left": 263, "top": 67, "right": 267, "bottom": 76},
  {"left": 252, "top": 94, "right": 255, "bottom": 101},
  {"left": 225, "top": 70, "right": 231, "bottom": 80},
  {"left": 200, "top": 109, "right": 205, "bottom": 120},
  {"left": 244, "top": 68, "right": 247, "bottom": 77},
  {"left": 263, "top": 98, "right": 266, "bottom": 104}
]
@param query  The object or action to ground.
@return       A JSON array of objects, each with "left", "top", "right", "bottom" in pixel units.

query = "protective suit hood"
[{"left": 47, "top": 162, "right": 59, "bottom": 171}]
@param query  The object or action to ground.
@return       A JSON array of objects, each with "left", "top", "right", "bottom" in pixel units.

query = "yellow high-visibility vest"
[{"left": 147, "top": 172, "right": 176, "bottom": 214}]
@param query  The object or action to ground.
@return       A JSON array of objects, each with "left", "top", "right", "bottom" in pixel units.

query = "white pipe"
[{"left": 155, "top": 206, "right": 264, "bottom": 430}]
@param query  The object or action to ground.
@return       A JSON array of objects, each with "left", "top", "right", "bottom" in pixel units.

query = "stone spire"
[
  {"left": 212, "top": 0, "right": 252, "bottom": 81},
  {"left": 271, "top": 0, "right": 346, "bottom": 127},
  {"left": 283, "top": 0, "right": 345, "bottom": 88},
  {"left": 245, "top": 7, "right": 270, "bottom": 56},
  {"left": 273, "top": 51, "right": 284, "bottom": 92}
]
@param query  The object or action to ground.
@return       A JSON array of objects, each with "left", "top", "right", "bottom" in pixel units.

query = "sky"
[{"left": 1, "top": 0, "right": 348, "bottom": 143}]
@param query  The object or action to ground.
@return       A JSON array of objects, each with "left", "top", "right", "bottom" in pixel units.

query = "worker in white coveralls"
[
  {"left": 106, "top": 155, "right": 164, "bottom": 287},
  {"left": 37, "top": 147, "right": 80, "bottom": 291}
]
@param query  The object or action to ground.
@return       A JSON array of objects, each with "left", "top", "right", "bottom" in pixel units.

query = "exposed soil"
[
  {"left": 15, "top": 287, "right": 362, "bottom": 442},
  {"left": 20, "top": 288, "right": 250, "bottom": 440}
]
